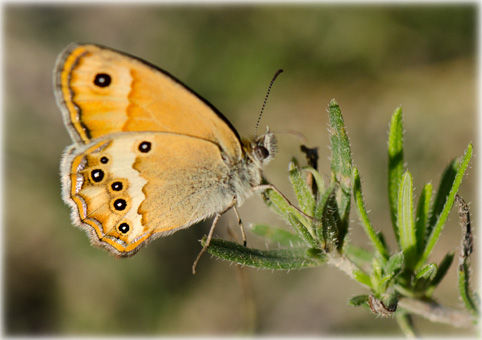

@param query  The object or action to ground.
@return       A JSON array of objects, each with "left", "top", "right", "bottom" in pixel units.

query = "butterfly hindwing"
[{"left": 61, "top": 132, "right": 237, "bottom": 256}]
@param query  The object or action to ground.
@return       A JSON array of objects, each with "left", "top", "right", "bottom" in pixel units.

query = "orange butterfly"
[{"left": 55, "top": 43, "right": 277, "bottom": 272}]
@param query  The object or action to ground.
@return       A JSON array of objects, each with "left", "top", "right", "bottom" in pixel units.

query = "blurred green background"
[{"left": 5, "top": 3, "right": 477, "bottom": 336}]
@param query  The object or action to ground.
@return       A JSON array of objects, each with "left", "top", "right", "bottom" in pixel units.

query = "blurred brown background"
[{"left": 5, "top": 3, "right": 477, "bottom": 336}]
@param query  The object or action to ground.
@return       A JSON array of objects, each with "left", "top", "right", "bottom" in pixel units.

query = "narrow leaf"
[
  {"left": 262, "top": 185, "right": 310, "bottom": 231},
  {"left": 328, "top": 99, "right": 352, "bottom": 180},
  {"left": 459, "top": 262, "right": 479, "bottom": 316},
  {"left": 345, "top": 244, "right": 374, "bottom": 270},
  {"left": 455, "top": 195, "right": 479, "bottom": 316},
  {"left": 418, "top": 143, "right": 473, "bottom": 268},
  {"left": 328, "top": 99, "right": 352, "bottom": 225},
  {"left": 352, "top": 167, "right": 389, "bottom": 259},
  {"left": 413, "top": 263, "right": 438, "bottom": 293},
  {"left": 261, "top": 185, "right": 291, "bottom": 222},
  {"left": 289, "top": 160, "right": 316, "bottom": 215},
  {"left": 251, "top": 224, "right": 304, "bottom": 247},
  {"left": 385, "top": 252, "right": 404, "bottom": 276},
  {"left": 321, "top": 190, "right": 340, "bottom": 252},
  {"left": 313, "top": 184, "right": 336, "bottom": 248},
  {"left": 287, "top": 213, "right": 318, "bottom": 248},
  {"left": 427, "top": 160, "right": 457, "bottom": 236},
  {"left": 415, "top": 263, "right": 437, "bottom": 280},
  {"left": 303, "top": 166, "right": 325, "bottom": 197},
  {"left": 388, "top": 107, "right": 404, "bottom": 242},
  {"left": 314, "top": 182, "right": 336, "bottom": 222},
  {"left": 348, "top": 294, "right": 369, "bottom": 307},
  {"left": 415, "top": 183, "right": 432, "bottom": 254},
  {"left": 398, "top": 171, "right": 417, "bottom": 270},
  {"left": 204, "top": 238, "right": 327, "bottom": 270},
  {"left": 428, "top": 251, "right": 454, "bottom": 289},
  {"left": 353, "top": 269, "right": 372, "bottom": 287}
]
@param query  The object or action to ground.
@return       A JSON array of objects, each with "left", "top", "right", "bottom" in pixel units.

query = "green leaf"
[
  {"left": 455, "top": 194, "right": 479, "bottom": 316},
  {"left": 320, "top": 190, "right": 341, "bottom": 252},
  {"left": 396, "top": 312, "right": 417, "bottom": 338},
  {"left": 372, "top": 256, "right": 382, "bottom": 282},
  {"left": 262, "top": 185, "right": 311, "bottom": 231},
  {"left": 385, "top": 252, "right": 404, "bottom": 276},
  {"left": 459, "top": 261, "right": 479, "bottom": 316},
  {"left": 428, "top": 251, "right": 454, "bottom": 289},
  {"left": 204, "top": 238, "right": 327, "bottom": 270},
  {"left": 415, "top": 263, "right": 437, "bottom": 280},
  {"left": 427, "top": 160, "right": 457, "bottom": 236},
  {"left": 251, "top": 224, "right": 304, "bottom": 247},
  {"left": 289, "top": 160, "right": 316, "bottom": 215},
  {"left": 328, "top": 99, "right": 352, "bottom": 227},
  {"left": 418, "top": 143, "right": 473, "bottom": 268},
  {"left": 303, "top": 166, "right": 325, "bottom": 196},
  {"left": 328, "top": 99, "right": 352, "bottom": 180},
  {"left": 398, "top": 171, "right": 417, "bottom": 270},
  {"left": 261, "top": 185, "right": 291, "bottom": 223},
  {"left": 353, "top": 269, "right": 372, "bottom": 288},
  {"left": 415, "top": 183, "right": 432, "bottom": 255},
  {"left": 413, "top": 263, "right": 438, "bottom": 293},
  {"left": 348, "top": 294, "right": 369, "bottom": 307},
  {"left": 287, "top": 213, "right": 318, "bottom": 248},
  {"left": 388, "top": 107, "right": 404, "bottom": 242},
  {"left": 306, "top": 247, "right": 325, "bottom": 260},
  {"left": 314, "top": 183, "right": 336, "bottom": 227},
  {"left": 352, "top": 167, "right": 389, "bottom": 259},
  {"left": 345, "top": 244, "right": 374, "bottom": 270}
]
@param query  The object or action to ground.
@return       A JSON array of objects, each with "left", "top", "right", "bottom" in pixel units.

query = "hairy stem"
[
  {"left": 328, "top": 252, "right": 476, "bottom": 328},
  {"left": 398, "top": 297, "right": 476, "bottom": 328}
]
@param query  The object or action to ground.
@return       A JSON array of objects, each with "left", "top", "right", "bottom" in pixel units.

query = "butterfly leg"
[
  {"left": 233, "top": 205, "right": 247, "bottom": 246},
  {"left": 192, "top": 212, "right": 221, "bottom": 275}
]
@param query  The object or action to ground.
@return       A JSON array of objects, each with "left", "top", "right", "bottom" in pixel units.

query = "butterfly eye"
[
  {"left": 90, "top": 169, "right": 105, "bottom": 183},
  {"left": 254, "top": 145, "right": 270, "bottom": 161},
  {"left": 117, "top": 222, "right": 130, "bottom": 234},
  {"left": 93, "top": 73, "right": 111, "bottom": 88},
  {"left": 113, "top": 198, "right": 127, "bottom": 211},
  {"left": 138, "top": 141, "right": 152, "bottom": 153},
  {"left": 100, "top": 156, "right": 109, "bottom": 164}
]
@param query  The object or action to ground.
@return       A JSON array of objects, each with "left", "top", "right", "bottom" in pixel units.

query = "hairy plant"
[{"left": 202, "top": 100, "right": 477, "bottom": 336}]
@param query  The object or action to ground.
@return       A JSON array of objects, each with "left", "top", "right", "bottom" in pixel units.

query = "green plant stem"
[
  {"left": 326, "top": 252, "right": 360, "bottom": 278},
  {"left": 396, "top": 312, "right": 418, "bottom": 338},
  {"left": 326, "top": 253, "right": 476, "bottom": 328},
  {"left": 398, "top": 297, "right": 476, "bottom": 328}
]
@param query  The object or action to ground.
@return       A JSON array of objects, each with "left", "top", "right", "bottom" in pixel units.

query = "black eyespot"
[
  {"left": 113, "top": 198, "right": 127, "bottom": 211},
  {"left": 138, "top": 141, "right": 151, "bottom": 153},
  {"left": 93, "top": 73, "right": 111, "bottom": 87},
  {"left": 91, "top": 169, "right": 104, "bottom": 182},
  {"left": 100, "top": 156, "right": 109, "bottom": 164},
  {"left": 111, "top": 181, "right": 123, "bottom": 191},
  {"left": 118, "top": 222, "right": 130, "bottom": 234}
]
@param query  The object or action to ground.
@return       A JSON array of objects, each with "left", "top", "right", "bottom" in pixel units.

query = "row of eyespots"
[
  {"left": 88, "top": 154, "right": 131, "bottom": 235},
  {"left": 87, "top": 140, "right": 153, "bottom": 236}
]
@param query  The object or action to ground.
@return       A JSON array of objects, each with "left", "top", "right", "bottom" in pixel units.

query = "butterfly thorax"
[{"left": 230, "top": 128, "right": 277, "bottom": 205}]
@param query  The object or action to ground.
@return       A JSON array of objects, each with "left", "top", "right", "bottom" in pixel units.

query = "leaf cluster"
[{"left": 202, "top": 99, "right": 476, "bottom": 333}]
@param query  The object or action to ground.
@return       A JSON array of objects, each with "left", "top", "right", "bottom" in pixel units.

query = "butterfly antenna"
[{"left": 254, "top": 69, "right": 283, "bottom": 137}]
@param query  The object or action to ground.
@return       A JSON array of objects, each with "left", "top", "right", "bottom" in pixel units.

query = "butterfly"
[{"left": 54, "top": 43, "right": 278, "bottom": 273}]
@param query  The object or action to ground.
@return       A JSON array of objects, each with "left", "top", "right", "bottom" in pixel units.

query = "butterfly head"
[{"left": 243, "top": 127, "right": 277, "bottom": 168}]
